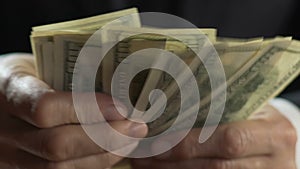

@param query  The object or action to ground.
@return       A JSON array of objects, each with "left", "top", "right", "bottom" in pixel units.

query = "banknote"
[
  {"left": 148, "top": 40, "right": 264, "bottom": 135},
  {"left": 100, "top": 26, "right": 216, "bottom": 116},
  {"left": 29, "top": 8, "right": 300, "bottom": 169},
  {"left": 31, "top": 8, "right": 140, "bottom": 87},
  {"left": 151, "top": 40, "right": 300, "bottom": 136}
]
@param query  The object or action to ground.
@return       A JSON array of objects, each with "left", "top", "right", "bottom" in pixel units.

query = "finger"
[
  {"left": 0, "top": 142, "right": 125, "bottom": 169},
  {"left": 53, "top": 151, "right": 123, "bottom": 169},
  {"left": 11, "top": 91, "right": 129, "bottom": 128},
  {"left": 54, "top": 143, "right": 139, "bottom": 169},
  {"left": 153, "top": 119, "right": 274, "bottom": 160},
  {"left": 0, "top": 103, "right": 36, "bottom": 144},
  {"left": 0, "top": 142, "right": 49, "bottom": 169},
  {"left": 13, "top": 120, "right": 148, "bottom": 161},
  {"left": 132, "top": 156, "right": 271, "bottom": 169}
]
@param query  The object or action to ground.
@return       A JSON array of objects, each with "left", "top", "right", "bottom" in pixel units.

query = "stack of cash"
[{"left": 31, "top": 8, "right": 300, "bottom": 138}]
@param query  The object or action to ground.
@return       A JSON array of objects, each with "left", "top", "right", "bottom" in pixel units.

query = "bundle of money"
[
  {"left": 31, "top": 8, "right": 300, "bottom": 168},
  {"left": 31, "top": 8, "right": 141, "bottom": 90}
]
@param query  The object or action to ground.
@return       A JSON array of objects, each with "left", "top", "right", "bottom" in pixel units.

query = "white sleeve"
[
  {"left": 269, "top": 98, "right": 300, "bottom": 169},
  {"left": 0, "top": 53, "right": 53, "bottom": 109}
]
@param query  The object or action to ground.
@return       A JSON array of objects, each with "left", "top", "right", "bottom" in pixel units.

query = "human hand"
[
  {"left": 132, "top": 104, "right": 297, "bottom": 169},
  {"left": 0, "top": 53, "right": 148, "bottom": 169}
]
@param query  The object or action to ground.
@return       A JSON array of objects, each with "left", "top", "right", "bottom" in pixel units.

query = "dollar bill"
[
  {"left": 31, "top": 8, "right": 140, "bottom": 88},
  {"left": 148, "top": 40, "right": 264, "bottom": 135},
  {"left": 32, "top": 8, "right": 140, "bottom": 32},
  {"left": 151, "top": 40, "right": 300, "bottom": 136},
  {"left": 30, "top": 8, "right": 300, "bottom": 169}
]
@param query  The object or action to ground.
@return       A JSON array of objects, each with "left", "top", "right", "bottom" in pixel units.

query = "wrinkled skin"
[
  {"left": 132, "top": 104, "right": 297, "bottom": 169},
  {"left": 0, "top": 54, "right": 148, "bottom": 169},
  {"left": 0, "top": 91, "right": 149, "bottom": 169},
  {"left": 0, "top": 54, "right": 297, "bottom": 169}
]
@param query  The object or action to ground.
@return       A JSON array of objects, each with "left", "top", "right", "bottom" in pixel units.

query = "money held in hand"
[{"left": 31, "top": 6, "right": 300, "bottom": 153}]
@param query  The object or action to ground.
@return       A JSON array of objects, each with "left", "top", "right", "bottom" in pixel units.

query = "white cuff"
[
  {"left": 269, "top": 98, "right": 300, "bottom": 169},
  {"left": 0, "top": 53, "right": 53, "bottom": 110}
]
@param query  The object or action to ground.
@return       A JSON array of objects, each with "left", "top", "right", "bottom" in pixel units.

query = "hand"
[
  {"left": 0, "top": 53, "right": 148, "bottom": 169},
  {"left": 131, "top": 104, "right": 297, "bottom": 169}
]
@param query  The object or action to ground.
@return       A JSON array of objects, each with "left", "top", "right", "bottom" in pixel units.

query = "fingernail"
[
  {"left": 152, "top": 140, "right": 172, "bottom": 159},
  {"left": 129, "top": 123, "right": 148, "bottom": 138}
]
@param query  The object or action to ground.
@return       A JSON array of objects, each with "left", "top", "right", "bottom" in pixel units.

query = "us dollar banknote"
[
  {"left": 151, "top": 40, "right": 300, "bottom": 136},
  {"left": 99, "top": 26, "right": 216, "bottom": 117},
  {"left": 31, "top": 18, "right": 300, "bottom": 135},
  {"left": 31, "top": 8, "right": 140, "bottom": 89}
]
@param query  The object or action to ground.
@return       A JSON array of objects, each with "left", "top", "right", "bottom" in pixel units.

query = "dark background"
[{"left": 0, "top": 0, "right": 299, "bottom": 105}]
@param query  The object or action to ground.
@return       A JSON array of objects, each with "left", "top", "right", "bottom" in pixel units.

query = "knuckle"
[
  {"left": 273, "top": 119, "right": 297, "bottom": 149},
  {"left": 282, "top": 125, "right": 297, "bottom": 146},
  {"left": 222, "top": 126, "right": 247, "bottom": 157},
  {"left": 40, "top": 129, "right": 71, "bottom": 161}
]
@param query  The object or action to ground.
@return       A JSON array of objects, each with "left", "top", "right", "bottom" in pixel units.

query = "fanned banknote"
[
  {"left": 31, "top": 8, "right": 140, "bottom": 89},
  {"left": 30, "top": 8, "right": 300, "bottom": 169}
]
